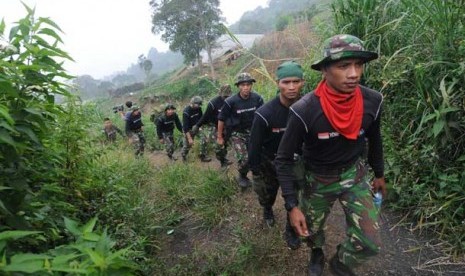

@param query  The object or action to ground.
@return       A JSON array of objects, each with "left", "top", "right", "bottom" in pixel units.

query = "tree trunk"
[
  {"left": 206, "top": 42, "right": 215, "bottom": 80},
  {"left": 197, "top": 55, "right": 203, "bottom": 75}
]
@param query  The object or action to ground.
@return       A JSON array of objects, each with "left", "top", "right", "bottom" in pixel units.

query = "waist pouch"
[{"left": 308, "top": 160, "right": 366, "bottom": 185}]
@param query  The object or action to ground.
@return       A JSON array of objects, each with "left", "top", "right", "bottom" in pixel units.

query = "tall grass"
[{"left": 331, "top": 0, "right": 465, "bottom": 254}]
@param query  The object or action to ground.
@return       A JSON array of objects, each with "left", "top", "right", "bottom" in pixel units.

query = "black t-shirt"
[
  {"left": 196, "top": 95, "right": 225, "bottom": 127},
  {"left": 275, "top": 85, "right": 384, "bottom": 204},
  {"left": 218, "top": 91, "right": 264, "bottom": 132},
  {"left": 156, "top": 113, "right": 182, "bottom": 139},
  {"left": 128, "top": 112, "right": 143, "bottom": 131},
  {"left": 248, "top": 96, "right": 291, "bottom": 172},
  {"left": 182, "top": 105, "right": 202, "bottom": 133}
]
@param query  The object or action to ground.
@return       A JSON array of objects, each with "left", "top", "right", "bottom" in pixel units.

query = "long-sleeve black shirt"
[
  {"left": 182, "top": 105, "right": 202, "bottom": 133},
  {"left": 196, "top": 95, "right": 225, "bottom": 128},
  {"left": 127, "top": 112, "right": 143, "bottom": 131},
  {"left": 155, "top": 113, "right": 182, "bottom": 139},
  {"left": 248, "top": 96, "right": 290, "bottom": 173},
  {"left": 275, "top": 85, "right": 384, "bottom": 205},
  {"left": 218, "top": 91, "right": 264, "bottom": 132}
]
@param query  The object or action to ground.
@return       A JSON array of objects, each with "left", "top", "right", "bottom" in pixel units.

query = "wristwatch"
[{"left": 284, "top": 202, "right": 297, "bottom": 212}]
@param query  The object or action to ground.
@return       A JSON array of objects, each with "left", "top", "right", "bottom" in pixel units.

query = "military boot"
[
  {"left": 263, "top": 207, "right": 275, "bottom": 227},
  {"left": 284, "top": 217, "right": 301, "bottom": 250},
  {"left": 220, "top": 158, "right": 233, "bottom": 167},
  {"left": 237, "top": 173, "right": 251, "bottom": 189},
  {"left": 308, "top": 248, "right": 325, "bottom": 276},
  {"left": 200, "top": 155, "right": 211, "bottom": 162},
  {"left": 329, "top": 255, "right": 355, "bottom": 276}
]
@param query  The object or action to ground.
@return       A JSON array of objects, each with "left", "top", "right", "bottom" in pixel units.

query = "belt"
[{"left": 306, "top": 162, "right": 356, "bottom": 176}]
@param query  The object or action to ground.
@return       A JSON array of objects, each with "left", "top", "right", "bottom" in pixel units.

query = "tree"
[
  {"left": 138, "top": 54, "right": 153, "bottom": 81},
  {"left": 150, "top": 0, "right": 225, "bottom": 79}
]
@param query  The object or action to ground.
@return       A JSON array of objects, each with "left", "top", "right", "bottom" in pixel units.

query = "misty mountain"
[
  {"left": 229, "top": 0, "right": 324, "bottom": 33},
  {"left": 126, "top": 48, "right": 184, "bottom": 81}
]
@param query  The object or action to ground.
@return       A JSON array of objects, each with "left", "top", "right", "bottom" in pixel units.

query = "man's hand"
[
  {"left": 191, "top": 125, "right": 199, "bottom": 135},
  {"left": 289, "top": 207, "right": 310, "bottom": 238},
  {"left": 217, "top": 136, "right": 224, "bottom": 146},
  {"left": 159, "top": 138, "right": 164, "bottom": 144},
  {"left": 187, "top": 133, "right": 194, "bottom": 146},
  {"left": 372, "top": 176, "right": 387, "bottom": 198}
]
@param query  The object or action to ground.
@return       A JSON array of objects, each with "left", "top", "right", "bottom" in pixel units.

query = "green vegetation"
[
  {"left": 2, "top": 0, "right": 465, "bottom": 275},
  {"left": 331, "top": 0, "right": 465, "bottom": 254}
]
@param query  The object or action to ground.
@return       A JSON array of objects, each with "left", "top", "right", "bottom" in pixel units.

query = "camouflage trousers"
[
  {"left": 181, "top": 128, "right": 208, "bottom": 158},
  {"left": 253, "top": 155, "right": 305, "bottom": 208},
  {"left": 161, "top": 131, "right": 175, "bottom": 156},
  {"left": 299, "top": 160, "right": 381, "bottom": 267},
  {"left": 129, "top": 130, "right": 145, "bottom": 157},
  {"left": 203, "top": 125, "right": 229, "bottom": 164},
  {"left": 230, "top": 131, "right": 250, "bottom": 175}
]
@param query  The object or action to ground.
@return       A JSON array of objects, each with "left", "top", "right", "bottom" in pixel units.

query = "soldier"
[
  {"left": 248, "top": 61, "right": 304, "bottom": 252},
  {"left": 102, "top": 117, "right": 123, "bottom": 143},
  {"left": 181, "top": 96, "right": 211, "bottom": 162},
  {"left": 156, "top": 104, "right": 182, "bottom": 160},
  {"left": 193, "top": 84, "right": 233, "bottom": 167},
  {"left": 275, "top": 34, "right": 386, "bottom": 276},
  {"left": 126, "top": 105, "right": 145, "bottom": 157},
  {"left": 120, "top": 100, "right": 136, "bottom": 136},
  {"left": 217, "top": 73, "right": 264, "bottom": 188}
]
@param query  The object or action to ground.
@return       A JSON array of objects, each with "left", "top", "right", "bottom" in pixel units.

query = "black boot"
[
  {"left": 263, "top": 207, "right": 275, "bottom": 227},
  {"left": 308, "top": 248, "right": 325, "bottom": 276},
  {"left": 329, "top": 255, "right": 355, "bottom": 276},
  {"left": 284, "top": 217, "right": 301, "bottom": 250},
  {"left": 200, "top": 155, "right": 211, "bottom": 162},
  {"left": 220, "top": 158, "right": 233, "bottom": 167},
  {"left": 237, "top": 174, "right": 251, "bottom": 188}
]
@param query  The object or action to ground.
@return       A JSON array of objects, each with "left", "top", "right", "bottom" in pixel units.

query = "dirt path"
[{"left": 147, "top": 150, "right": 465, "bottom": 276}]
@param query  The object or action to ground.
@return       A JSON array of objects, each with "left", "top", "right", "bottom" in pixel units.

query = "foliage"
[
  {"left": 150, "top": 0, "right": 225, "bottom": 70},
  {"left": 0, "top": 2, "right": 73, "bottom": 232},
  {"left": 0, "top": 218, "right": 137, "bottom": 274},
  {"left": 155, "top": 163, "right": 235, "bottom": 228},
  {"left": 229, "top": 0, "right": 327, "bottom": 34},
  {"left": 331, "top": 0, "right": 465, "bottom": 254},
  {"left": 0, "top": 5, "right": 147, "bottom": 274}
]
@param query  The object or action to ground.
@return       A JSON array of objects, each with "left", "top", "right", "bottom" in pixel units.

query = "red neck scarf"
[{"left": 314, "top": 80, "right": 363, "bottom": 140}]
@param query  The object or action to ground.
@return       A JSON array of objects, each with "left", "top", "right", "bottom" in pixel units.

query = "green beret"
[{"left": 276, "top": 61, "right": 303, "bottom": 80}]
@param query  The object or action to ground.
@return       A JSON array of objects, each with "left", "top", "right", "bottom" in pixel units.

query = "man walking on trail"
[
  {"left": 275, "top": 34, "right": 386, "bottom": 276},
  {"left": 217, "top": 72, "right": 264, "bottom": 188},
  {"left": 119, "top": 100, "right": 135, "bottom": 136},
  {"left": 248, "top": 61, "right": 304, "bottom": 250},
  {"left": 102, "top": 117, "right": 123, "bottom": 143},
  {"left": 193, "top": 84, "right": 233, "bottom": 167},
  {"left": 181, "top": 96, "right": 211, "bottom": 162},
  {"left": 156, "top": 104, "right": 182, "bottom": 160},
  {"left": 126, "top": 105, "right": 145, "bottom": 157}
]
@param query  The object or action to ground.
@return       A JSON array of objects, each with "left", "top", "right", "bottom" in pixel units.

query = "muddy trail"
[{"left": 147, "top": 150, "right": 465, "bottom": 276}]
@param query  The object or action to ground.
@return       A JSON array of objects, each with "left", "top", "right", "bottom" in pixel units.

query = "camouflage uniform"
[
  {"left": 126, "top": 106, "right": 145, "bottom": 157},
  {"left": 182, "top": 128, "right": 209, "bottom": 158},
  {"left": 275, "top": 34, "right": 385, "bottom": 274},
  {"left": 162, "top": 132, "right": 175, "bottom": 156},
  {"left": 299, "top": 160, "right": 381, "bottom": 266},
  {"left": 131, "top": 130, "right": 145, "bottom": 157},
  {"left": 230, "top": 130, "right": 252, "bottom": 177},
  {"left": 181, "top": 96, "right": 208, "bottom": 161},
  {"left": 218, "top": 73, "right": 264, "bottom": 180}
]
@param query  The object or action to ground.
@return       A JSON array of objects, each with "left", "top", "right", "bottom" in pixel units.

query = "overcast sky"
[{"left": 1, "top": 0, "right": 269, "bottom": 79}]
